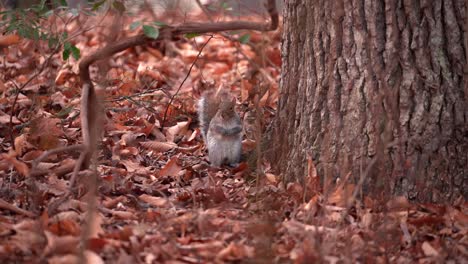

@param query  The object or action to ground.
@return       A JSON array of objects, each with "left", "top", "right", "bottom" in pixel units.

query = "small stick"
[
  {"left": 161, "top": 35, "right": 214, "bottom": 127},
  {"left": 0, "top": 198, "right": 35, "bottom": 218}
]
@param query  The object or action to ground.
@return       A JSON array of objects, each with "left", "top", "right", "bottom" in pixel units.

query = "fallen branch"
[{"left": 0, "top": 198, "right": 36, "bottom": 218}]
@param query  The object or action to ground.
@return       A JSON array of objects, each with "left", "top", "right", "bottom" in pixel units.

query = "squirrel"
[{"left": 197, "top": 89, "right": 242, "bottom": 167}]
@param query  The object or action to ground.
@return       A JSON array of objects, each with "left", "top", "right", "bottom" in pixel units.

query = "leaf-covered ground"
[{"left": 0, "top": 9, "right": 467, "bottom": 264}]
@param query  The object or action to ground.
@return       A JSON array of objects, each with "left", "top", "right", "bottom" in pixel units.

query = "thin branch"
[
  {"left": 0, "top": 198, "right": 36, "bottom": 218},
  {"left": 29, "top": 144, "right": 84, "bottom": 177},
  {"left": 105, "top": 88, "right": 161, "bottom": 102},
  {"left": 161, "top": 35, "right": 213, "bottom": 127},
  {"left": 8, "top": 44, "right": 61, "bottom": 147}
]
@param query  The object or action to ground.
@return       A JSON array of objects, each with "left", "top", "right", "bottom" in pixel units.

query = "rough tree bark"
[{"left": 273, "top": 0, "right": 467, "bottom": 202}]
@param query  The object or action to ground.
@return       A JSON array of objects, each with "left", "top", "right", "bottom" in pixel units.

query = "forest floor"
[{"left": 0, "top": 9, "right": 467, "bottom": 264}]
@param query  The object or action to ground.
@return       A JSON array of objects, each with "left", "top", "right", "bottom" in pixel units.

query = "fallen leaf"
[
  {"left": 165, "top": 121, "right": 190, "bottom": 142},
  {"left": 139, "top": 194, "right": 168, "bottom": 207},
  {"left": 0, "top": 34, "right": 21, "bottom": 47},
  {"left": 140, "top": 141, "right": 177, "bottom": 152},
  {"left": 387, "top": 196, "right": 412, "bottom": 211},
  {"left": 43, "top": 231, "right": 80, "bottom": 256},
  {"left": 48, "top": 250, "right": 104, "bottom": 264},
  {"left": 265, "top": 173, "right": 277, "bottom": 184},
  {"left": 1, "top": 152, "right": 29, "bottom": 176},
  {"left": 421, "top": 241, "right": 439, "bottom": 257},
  {"left": 157, "top": 156, "right": 182, "bottom": 177}
]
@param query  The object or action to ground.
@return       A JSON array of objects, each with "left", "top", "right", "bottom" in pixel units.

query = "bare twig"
[
  {"left": 29, "top": 144, "right": 84, "bottom": 177},
  {"left": 161, "top": 35, "right": 213, "bottom": 127},
  {"left": 8, "top": 44, "right": 61, "bottom": 147},
  {"left": 0, "top": 198, "right": 36, "bottom": 218}
]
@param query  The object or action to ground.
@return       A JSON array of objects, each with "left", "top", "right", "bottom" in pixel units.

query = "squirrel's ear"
[{"left": 231, "top": 97, "right": 236, "bottom": 104}]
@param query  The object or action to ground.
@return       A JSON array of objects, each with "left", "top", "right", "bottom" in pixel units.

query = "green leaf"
[
  {"left": 6, "top": 23, "right": 16, "bottom": 33},
  {"left": 62, "top": 48, "right": 70, "bottom": 60},
  {"left": 185, "top": 32, "right": 200, "bottom": 39},
  {"left": 239, "top": 33, "right": 250, "bottom": 44},
  {"left": 112, "top": 1, "right": 125, "bottom": 13},
  {"left": 152, "top": 21, "right": 166, "bottom": 27},
  {"left": 71, "top": 45, "right": 80, "bottom": 60},
  {"left": 61, "top": 31, "right": 68, "bottom": 40},
  {"left": 129, "top": 21, "right": 141, "bottom": 31},
  {"left": 17, "top": 27, "right": 27, "bottom": 38},
  {"left": 92, "top": 0, "right": 106, "bottom": 11},
  {"left": 32, "top": 28, "right": 40, "bottom": 40},
  {"left": 221, "top": 2, "right": 230, "bottom": 10},
  {"left": 142, "top": 25, "right": 159, "bottom": 39}
]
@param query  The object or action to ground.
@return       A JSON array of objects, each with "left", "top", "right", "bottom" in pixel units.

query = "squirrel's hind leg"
[{"left": 227, "top": 142, "right": 242, "bottom": 167}]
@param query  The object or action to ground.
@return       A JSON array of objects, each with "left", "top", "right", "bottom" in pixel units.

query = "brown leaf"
[
  {"left": 120, "top": 159, "right": 149, "bottom": 174},
  {"left": 48, "top": 219, "right": 81, "bottom": 236},
  {"left": 421, "top": 241, "right": 439, "bottom": 257},
  {"left": 119, "top": 146, "right": 139, "bottom": 157},
  {"left": 48, "top": 250, "right": 104, "bottom": 264},
  {"left": 43, "top": 231, "right": 80, "bottom": 256},
  {"left": 0, "top": 111, "right": 21, "bottom": 124},
  {"left": 157, "top": 156, "right": 182, "bottom": 177},
  {"left": 386, "top": 196, "right": 412, "bottom": 211},
  {"left": 55, "top": 68, "right": 75, "bottom": 85},
  {"left": 360, "top": 211, "right": 373, "bottom": 229},
  {"left": 287, "top": 182, "right": 304, "bottom": 202},
  {"left": 0, "top": 80, "right": 7, "bottom": 93},
  {"left": 1, "top": 152, "right": 29, "bottom": 176},
  {"left": 50, "top": 91, "right": 69, "bottom": 108},
  {"left": 30, "top": 117, "right": 62, "bottom": 137},
  {"left": 50, "top": 211, "right": 81, "bottom": 223},
  {"left": 0, "top": 34, "right": 21, "bottom": 47},
  {"left": 306, "top": 154, "right": 320, "bottom": 194},
  {"left": 121, "top": 132, "right": 145, "bottom": 146},
  {"left": 265, "top": 173, "right": 278, "bottom": 184},
  {"left": 165, "top": 121, "right": 190, "bottom": 142},
  {"left": 22, "top": 150, "right": 44, "bottom": 161},
  {"left": 327, "top": 180, "right": 355, "bottom": 207},
  {"left": 139, "top": 194, "right": 168, "bottom": 208},
  {"left": 14, "top": 134, "right": 33, "bottom": 156},
  {"left": 241, "top": 139, "right": 256, "bottom": 152},
  {"left": 140, "top": 141, "right": 177, "bottom": 152},
  {"left": 216, "top": 242, "right": 254, "bottom": 261},
  {"left": 108, "top": 210, "right": 137, "bottom": 220}
]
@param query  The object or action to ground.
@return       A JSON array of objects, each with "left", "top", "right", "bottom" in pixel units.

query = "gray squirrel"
[{"left": 197, "top": 89, "right": 242, "bottom": 167}]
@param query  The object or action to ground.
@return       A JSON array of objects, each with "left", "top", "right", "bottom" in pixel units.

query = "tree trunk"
[{"left": 273, "top": 0, "right": 467, "bottom": 202}]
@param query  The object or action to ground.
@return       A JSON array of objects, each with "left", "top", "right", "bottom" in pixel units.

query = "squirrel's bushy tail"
[{"left": 197, "top": 88, "right": 233, "bottom": 141}]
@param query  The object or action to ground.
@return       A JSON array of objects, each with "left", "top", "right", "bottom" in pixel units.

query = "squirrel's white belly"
[{"left": 207, "top": 133, "right": 242, "bottom": 166}]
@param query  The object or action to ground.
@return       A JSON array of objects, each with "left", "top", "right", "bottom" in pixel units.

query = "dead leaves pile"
[{"left": 0, "top": 9, "right": 467, "bottom": 264}]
